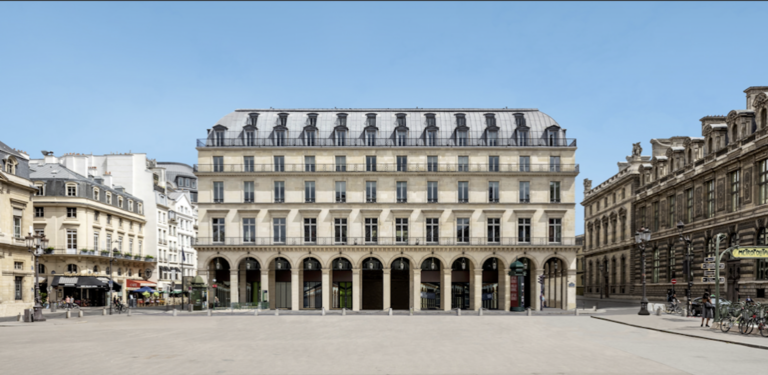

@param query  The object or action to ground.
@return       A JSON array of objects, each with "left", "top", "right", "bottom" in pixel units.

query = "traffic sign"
[
  {"left": 702, "top": 263, "right": 725, "bottom": 270},
  {"left": 704, "top": 257, "right": 716, "bottom": 262},
  {"left": 701, "top": 277, "right": 725, "bottom": 283},
  {"left": 671, "top": 279, "right": 677, "bottom": 285}
]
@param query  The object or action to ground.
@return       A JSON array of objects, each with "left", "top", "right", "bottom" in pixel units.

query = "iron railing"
[
  {"left": 41, "top": 249, "right": 155, "bottom": 261},
  {"left": 195, "top": 163, "right": 578, "bottom": 173},
  {"left": 195, "top": 237, "right": 575, "bottom": 246}
]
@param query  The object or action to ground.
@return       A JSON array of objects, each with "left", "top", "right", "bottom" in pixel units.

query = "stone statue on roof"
[
  {"left": 583, "top": 178, "right": 592, "bottom": 192},
  {"left": 632, "top": 142, "right": 642, "bottom": 157}
]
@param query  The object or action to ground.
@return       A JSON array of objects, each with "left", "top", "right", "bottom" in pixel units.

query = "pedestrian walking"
[
  {"left": 214, "top": 296, "right": 220, "bottom": 308},
  {"left": 65, "top": 295, "right": 71, "bottom": 309},
  {"left": 541, "top": 293, "right": 546, "bottom": 308},
  {"left": 700, "top": 293, "right": 713, "bottom": 327}
]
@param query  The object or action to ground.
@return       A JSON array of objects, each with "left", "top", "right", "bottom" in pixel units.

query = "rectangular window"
[
  {"left": 518, "top": 218, "right": 531, "bottom": 243},
  {"left": 458, "top": 156, "right": 469, "bottom": 172},
  {"left": 305, "top": 181, "right": 315, "bottom": 203},
  {"left": 668, "top": 195, "right": 676, "bottom": 227},
  {"left": 335, "top": 181, "right": 346, "bottom": 203},
  {"left": 335, "top": 130, "right": 346, "bottom": 146},
  {"left": 487, "top": 130, "right": 498, "bottom": 146},
  {"left": 213, "top": 182, "right": 224, "bottom": 203},
  {"left": 275, "top": 130, "right": 285, "bottom": 147},
  {"left": 274, "top": 181, "right": 285, "bottom": 203},
  {"left": 94, "top": 232, "right": 99, "bottom": 251},
  {"left": 243, "top": 218, "right": 255, "bottom": 243},
  {"left": 488, "top": 156, "right": 499, "bottom": 172},
  {"left": 273, "top": 218, "right": 286, "bottom": 243},
  {"left": 397, "top": 181, "right": 407, "bottom": 203},
  {"left": 457, "top": 130, "right": 468, "bottom": 146},
  {"left": 67, "top": 229, "right": 77, "bottom": 251},
  {"left": 519, "top": 181, "right": 530, "bottom": 203},
  {"left": 640, "top": 206, "right": 646, "bottom": 229},
  {"left": 395, "top": 218, "right": 408, "bottom": 244},
  {"left": 244, "top": 181, "right": 254, "bottom": 203},
  {"left": 519, "top": 156, "right": 530, "bottom": 172},
  {"left": 35, "top": 207, "right": 44, "bottom": 217},
  {"left": 15, "top": 277, "right": 22, "bottom": 300},
  {"left": 13, "top": 216, "right": 21, "bottom": 238},
  {"left": 366, "top": 181, "right": 377, "bottom": 203},
  {"left": 760, "top": 160, "right": 768, "bottom": 205},
  {"left": 549, "top": 218, "right": 562, "bottom": 243},
  {"left": 244, "top": 156, "right": 254, "bottom": 172},
  {"left": 489, "top": 181, "right": 499, "bottom": 203},
  {"left": 245, "top": 130, "right": 255, "bottom": 146},
  {"left": 653, "top": 202, "right": 659, "bottom": 231},
  {"left": 427, "top": 181, "right": 438, "bottom": 203},
  {"left": 67, "top": 185, "right": 76, "bottom": 197},
  {"left": 653, "top": 249, "right": 660, "bottom": 283},
  {"left": 426, "top": 218, "right": 439, "bottom": 244},
  {"left": 365, "top": 218, "right": 378, "bottom": 244},
  {"left": 397, "top": 156, "right": 408, "bottom": 172},
  {"left": 106, "top": 233, "right": 112, "bottom": 250},
  {"left": 550, "top": 156, "right": 561, "bottom": 172},
  {"left": 686, "top": 188, "right": 693, "bottom": 223},
  {"left": 458, "top": 181, "right": 469, "bottom": 203},
  {"left": 366, "top": 130, "right": 376, "bottom": 146},
  {"left": 305, "top": 156, "right": 315, "bottom": 172},
  {"left": 550, "top": 182, "right": 560, "bottom": 203},
  {"left": 303, "top": 218, "right": 316, "bottom": 243},
  {"left": 427, "top": 130, "right": 437, "bottom": 146},
  {"left": 487, "top": 218, "right": 500, "bottom": 244},
  {"left": 305, "top": 130, "right": 315, "bottom": 146},
  {"left": 212, "top": 218, "right": 225, "bottom": 243},
  {"left": 731, "top": 170, "right": 740, "bottom": 212},
  {"left": 213, "top": 156, "right": 224, "bottom": 172},
  {"left": 457, "top": 218, "right": 470, "bottom": 243},
  {"left": 334, "top": 218, "right": 347, "bottom": 244},
  {"left": 67, "top": 207, "right": 77, "bottom": 218},
  {"left": 706, "top": 180, "right": 715, "bottom": 218},
  {"left": 335, "top": 156, "right": 346, "bottom": 172},
  {"left": 274, "top": 156, "right": 285, "bottom": 172},
  {"left": 397, "top": 130, "right": 407, "bottom": 146},
  {"left": 427, "top": 156, "right": 438, "bottom": 172},
  {"left": 366, "top": 156, "right": 377, "bottom": 172}
]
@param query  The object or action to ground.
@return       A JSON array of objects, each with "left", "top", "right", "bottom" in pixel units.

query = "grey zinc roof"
[
  {"left": 0, "top": 140, "right": 23, "bottom": 158},
  {"left": 211, "top": 108, "right": 562, "bottom": 135},
  {"left": 29, "top": 162, "right": 143, "bottom": 201}
]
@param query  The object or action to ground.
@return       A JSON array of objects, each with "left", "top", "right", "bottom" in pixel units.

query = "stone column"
[
  {"left": 534, "top": 267, "right": 544, "bottom": 310},
  {"left": 382, "top": 268, "right": 391, "bottom": 310},
  {"left": 567, "top": 269, "right": 577, "bottom": 310},
  {"left": 121, "top": 279, "right": 128, "bottom": 304},
  {"left": 291, "top": 269, "right": 299, "bottom": 311},
  {"left": 239, "top": 268, "right": 247, "bottom": 305},
  {"left": 500, "top": 267, "right": 510, "bottom": 311},
  {"left": 321, "top": 268, "right": 331, "bottom": 310},
  {"left": 267, "top": 269, "right": 275, "bottom": 310},
  {"left": 442, "top": 268, "right": 451, "bottom": 311},
  {"left": 413, "top": 269, "right": 421, "bottom": 312},
  {"left": 473, "top": 268, "right": 483, "bottom": 311},
  {"left": 229, "top": 270, "right": 239, "bottom": 305},
  {"left": 352, "top": 268, "right": 361, "bottom": 311}
]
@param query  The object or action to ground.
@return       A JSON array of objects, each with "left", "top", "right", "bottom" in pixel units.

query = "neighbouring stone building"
[
  {"left": 195, "top": 108, "right": 579, "bottom": 311},
  {"left": 582, "top": 86, "right": 768, "bottom": 302},
  {"left": 0, "top": 141, "right": 37, "bottom": 317}
]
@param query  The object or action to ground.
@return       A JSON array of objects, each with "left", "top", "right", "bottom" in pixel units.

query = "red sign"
[
  {"left": 671, "top": 279, "right": 677, "bottom": 285},
  {"left": 510, "top": 277, "right": 519, "bottom": 308},
  {"left": 212, "top": 284, "right": 218, "bottom": 288}
]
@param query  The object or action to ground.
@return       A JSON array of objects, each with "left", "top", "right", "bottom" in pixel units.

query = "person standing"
[
  {"left": 700, "top": 293, "right": 713, "bottom": 327},
  {"left": 540, "top": 292, "right": 546, "bottom": 308},
  {"left": 65, "top": 295, "right": 71, "bottom": 309}
]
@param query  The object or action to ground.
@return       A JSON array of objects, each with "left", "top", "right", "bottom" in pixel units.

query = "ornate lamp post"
[
  {"left": 108, "top": 247, "right": 118, "bottom": 315},
  {"left": 676, "top": 221, "right": 693, "bottom": 317},
  {"left": 24, "top": 232, "right": 49, "bottom": 322},
  {"left": 635, "top": 227, "right": 651, "bottom": 315}
]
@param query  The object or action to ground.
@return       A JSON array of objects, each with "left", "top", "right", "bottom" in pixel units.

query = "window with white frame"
[
  {"left": 457, "top": 218, "right": 470, "bottom": 243},
  {"left": 66, "top": 183, "right": 77, "bottom": 197},
  {"left": 426, "top": 218, "right": 439, "bottom": 244}
]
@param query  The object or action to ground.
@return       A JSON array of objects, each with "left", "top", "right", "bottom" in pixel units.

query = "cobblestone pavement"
[{"left": 1, "top": 311, "right": 765, "bottom": 375}]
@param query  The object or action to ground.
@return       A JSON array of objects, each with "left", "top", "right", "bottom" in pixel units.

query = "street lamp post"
[
  {"left": 676, "top": 221, "right": 693, "bottom": 317},
  {"left": 24, "top": 232, "right": 49, "bottom": 322},
  {"left": 599, "top": 261, "right": 604, "bottom": 299},
  {"left": 635, "top": 227, "right": 651, "bottom": 315},
  {"left": 108, "top": 247, "right": 117, "bottom": 315}
]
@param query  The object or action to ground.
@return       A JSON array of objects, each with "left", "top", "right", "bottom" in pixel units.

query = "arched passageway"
[
  {"left": 390, "top": 257, "right": 410, "bottom": 310},
  {"left": 420, "top": 257, "right": 442, "bottom": 310},
  {"left": 273, "top": 257, "right": 292, "bottom": 309},
  {"left": 482, "top": 257, "right": 502, "bottom": 310},
  {"left": 239, "top": 257, "right": 261, "bottom": 305},
  {"left": 362, "top": 257, "right": 383, "bottom": 310},
  {"left": 451, "top": 257, "right": 471, "bottom": 309},
  {"left": 331, "top": 258, "right": 352, "bottom": 309},
  {"left": 209, "top": 257, "right": 231, "bottom": 308},
  {"left": 544, "top": 258, "right": 567, "bottom": 309},
  {"left": 302, "top": 257, "right": 322, "bottom": 309}
]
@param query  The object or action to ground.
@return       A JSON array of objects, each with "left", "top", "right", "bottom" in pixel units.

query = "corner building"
[{"left": 195, "top": 109, "right": 579, "bottom": 311}]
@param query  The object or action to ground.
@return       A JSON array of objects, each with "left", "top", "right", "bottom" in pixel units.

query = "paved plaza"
[{"left": 1, "top": 309, "right": 766, "bottom": 375}]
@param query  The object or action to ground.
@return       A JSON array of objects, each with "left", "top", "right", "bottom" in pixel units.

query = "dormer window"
[
  {"left": 397, "top": 129, "right": 407, "bottom": 146},
  {"left": 366, "top": 113, "right": 377, "bottom": 127},
  {"left": 214, "top": 130, "right": 225, "bottom": 147},
  {"left": 278, "top": 113, "right": 288, "bottom": 127},
  {"left": 427, "top": 130, "right": 437, "bottom": 146},
  {"left": 66, "top": 183, "right": 77, "bottom": 197},
  {"left": 93, "top": 187, "right": 100, "bottom": 201},
  {"left": 129, "top": 200, "right": 134, "bottom": 211},
  {"left": 546, "top": 127, "right": 560, "bottom": 147},
  {"left": 514, "top": 113, "right": 526, "bottom": 127},
  {"left": 244, "top": 129, "right": 255, "bottom": 146},
  {"left": 5, "top": 156, "right": 17, "bottom": 175},
  {"left": 457, "top": 130, "right": 468, "bottom": 146},
  {"left": 366, "top": 129, "right": 376, "bottom": 146},
  {"left": 487, "top": 130, "right": 498, "bottom": 146},
  {"left": 106, "top": 192, "right": 112, "bottom": 205},
  {"left": 35, "top": 182, "right": 45, "bottom": 196},
  {"left": 335, "top": 129, "right": 346, "bottom": 146},
  {"left": 248, "top": 112, "right": 259, "bottom": 126},
  {"left": 455, "top": 113, "right": 466, "bottom": 127},
  {"left": 336, "top": 113, "right": 347, "bottom": 127},
  {"left": 484, "top": 113, "right": 496, "bottom": 128},
  {"left": 275, "top": 130, "right": 285, "bottom": 146},
  {"left": 138, "top": 203, "right": 143, "bottom": 214},
  {"left": 425, "top": 113, "right": 436, "bottom": 127},
  {"left": 118, "top": 196, "right": 123, "bottom": 208},
  {"left": 396, "top": 113, "right": 406, "bottom": 127},
  {"left": 307, "top": 113, "right": 318, "bottom": 127}
]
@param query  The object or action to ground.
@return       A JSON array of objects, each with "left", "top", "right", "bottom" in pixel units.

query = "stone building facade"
[
  {"left": 195, "top": 108, "right": 579, "bottom": 311},
  {"left": 582, "top": 86, "right": 768, "bottom": 302},
  {"left": 29, "top": 156, "right": 154, "bottom": 306},
  {"left": 0, "top": 141, "right": 36, "bottom": 317}
]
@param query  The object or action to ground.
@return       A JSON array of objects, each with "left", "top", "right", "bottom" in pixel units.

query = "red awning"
[{"left": 126, "top": 279, "right": 157, "bottom": 289}]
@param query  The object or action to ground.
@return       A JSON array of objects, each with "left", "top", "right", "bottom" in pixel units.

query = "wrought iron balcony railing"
[
  {"left": 195, "top": 163, "right": 578, "bottom": 173},
  {"left": 194, "top": 236, "right": 575, "bottom": 246}
]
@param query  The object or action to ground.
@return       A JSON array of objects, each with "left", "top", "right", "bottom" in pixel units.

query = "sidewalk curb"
[{"left": 591, "top": 316, "right": 768, "bottom": 351}]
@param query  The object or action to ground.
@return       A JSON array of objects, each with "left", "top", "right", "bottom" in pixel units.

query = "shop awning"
[
  {"left": 126, "top": 279, "right": 156, "bottom": 289},
  {"left": 51, "top": 276, "right": 121, "bottom": 291}
]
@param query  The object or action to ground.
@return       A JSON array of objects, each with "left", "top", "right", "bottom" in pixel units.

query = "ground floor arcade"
[{"left": 197, "top": 247, "right": 577, "bottom": 311}]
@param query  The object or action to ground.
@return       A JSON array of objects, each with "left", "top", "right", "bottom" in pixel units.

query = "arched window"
[
  {"left": 732, "top": 125, "right": 738, "bottom": 143},
  {"left": 93, "top": 265, "right": 99, "bottom": 273},
  {"left": 5, "top": 156, "right": 18, "bottom": 175},
  {"left": 67, "top": 264, "right": 78, "bottom": 273}
]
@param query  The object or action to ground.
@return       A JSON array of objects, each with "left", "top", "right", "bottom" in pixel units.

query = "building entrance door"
[{"left": 333, "top": 282, "right": 352, "bottom": 309}]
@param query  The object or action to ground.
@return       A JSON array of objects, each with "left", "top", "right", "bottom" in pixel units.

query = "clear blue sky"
[{"left": 2, "top": 2, "right": 766, "bottom": 234}]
